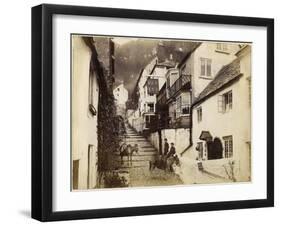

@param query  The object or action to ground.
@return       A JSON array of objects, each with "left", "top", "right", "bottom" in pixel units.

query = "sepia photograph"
[{"left": 71, "top": 34, "right": 252, "bottom": 190}]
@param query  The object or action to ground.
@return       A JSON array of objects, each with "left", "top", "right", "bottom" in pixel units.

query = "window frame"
[
  {"left": 218, "top": 90, "right": 233, "bottom": 113},
  {"left": 200, "top": 57, "right": 212, "bottom": 77},
  {"left": 223, "top": 135, "right": 233, "bottom": 158},
  {"left": 216, "top": 43, "right": 229, "bottom": 53}
]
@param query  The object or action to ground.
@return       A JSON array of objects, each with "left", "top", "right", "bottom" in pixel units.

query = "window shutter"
[{"left": 218, "top": 95, "right": 223, "bottom": 113}]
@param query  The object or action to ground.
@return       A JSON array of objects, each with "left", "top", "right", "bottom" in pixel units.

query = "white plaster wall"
[
  {"left": 149, "top": 128, "right": 190, "bottom": 155},
  {"left": 113, "top": 83, "right": 128, "bottom": 105},
  {"left": 72, "top": 36, "right": 99, "bottom": 189},
  {"left": 191, "top": 47, "right": 251, "bottom": 181},
  {"left": 191, "top": 42, "right": 240, "bottom": 98}
]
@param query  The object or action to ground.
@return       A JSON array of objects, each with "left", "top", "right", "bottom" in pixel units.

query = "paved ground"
[{"left": 114, "top": 124, "right": 183, "bottom": 188}]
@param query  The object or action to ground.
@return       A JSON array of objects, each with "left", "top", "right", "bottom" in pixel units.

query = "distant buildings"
[
  {"left": 127, "top": 57, "right": 174, "bottom": 133},
  {"left": 113, "top": 82, "right": 128, "bottom": 118}
]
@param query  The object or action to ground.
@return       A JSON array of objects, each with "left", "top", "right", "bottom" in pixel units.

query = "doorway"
[
  {"left": 72, "top": 160, "right": 79, "bottom": 190},
  {"left": 207, "top": 137, "right": 223, "bottom": 160}
]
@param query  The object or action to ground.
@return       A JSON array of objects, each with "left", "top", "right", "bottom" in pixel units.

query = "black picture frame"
[{"left": 32, "top": 3, "right": 274, "bottom": 222}]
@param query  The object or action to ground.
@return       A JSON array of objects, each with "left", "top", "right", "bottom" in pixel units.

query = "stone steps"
[
  {"left": 117, "top": 161, "right": 150, "bottom": 167},
  {"left": 114, "top": 123, "right": 158, "bottom": 171},
  {"left": 114, "top": 152, "right": 156, "bottom": 158}
]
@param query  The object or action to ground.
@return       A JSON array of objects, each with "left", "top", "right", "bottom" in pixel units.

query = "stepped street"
[{"left": 111, "top": 123, "right": 183, "bottom": 188}]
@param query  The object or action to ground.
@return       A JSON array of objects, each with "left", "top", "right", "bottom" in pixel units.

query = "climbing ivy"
[{"left": 97, "top": 90, "right": 120, "bottom": 171}]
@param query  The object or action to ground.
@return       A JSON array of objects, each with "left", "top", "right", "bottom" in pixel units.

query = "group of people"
[
  {"left": 150, "top": 138, "right": 179, "bottom": 172},
  {"left": 162, "top": 138, "right": 176, "bottom": 160}
]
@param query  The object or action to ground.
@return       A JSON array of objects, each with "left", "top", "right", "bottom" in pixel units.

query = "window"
[
  {"left": 216, "top": 43, "right": 228, "bottom": 52},
  {"left": 181, "top": 92, "right": 191, "bottom": 115},
  {"left": 147, "top": 78, "right": 159, "bottom": 95},
  {"left": 176, "top": 96, "right": 181, "bottom": 118},
  {"left": 176, "top": 93, "right": 190, "bottom": 118},
  {"left": 147, "top": 103, "right": 154, "bottom": 113},
  {"left": 223, "top": 136, "right": 233, "bottom": 158},
  {"left": 200, "top": 58, "right": 212, "bottom": 77},
  {"left": 197, "top": 107, "right": 202, "bottom": 122},
  {"left": 218, "top": 91, "right": 232, "bottom": 113},
  {"left": 176, "top": 94, "right": 191, "bottom": 118}
]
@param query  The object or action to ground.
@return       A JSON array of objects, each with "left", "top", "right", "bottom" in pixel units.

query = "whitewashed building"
[
  {"left": 72, "top": 36, "right": 100, "bottom": 190},
  {"left": 180, "top": 45, "right": 251, "bottom": 184},
  {"left": 113, "top": 82, "right": 128, "bottom": 118},
  {"left": 128, "top": 57, "right": 174, "bottom": 133},
  {"left": 165, "top": 42, "right": 240, "bottom": 129}
]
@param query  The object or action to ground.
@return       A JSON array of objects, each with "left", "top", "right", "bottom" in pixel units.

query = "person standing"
[{"left": 167, "top": 143, "right": 176, "bottom": 159}]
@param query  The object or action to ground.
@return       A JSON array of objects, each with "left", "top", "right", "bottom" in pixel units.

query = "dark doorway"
[
  {"left": 73, "top": 160, "right": 79, "bottom": 190},
  {"left": 207, "top": 137, "right": 223, "bottom": 160}
]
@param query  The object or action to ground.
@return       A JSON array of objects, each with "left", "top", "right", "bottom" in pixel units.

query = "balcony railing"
[{"left": 167, "top": 74, "right": 191, "bottom": 99}]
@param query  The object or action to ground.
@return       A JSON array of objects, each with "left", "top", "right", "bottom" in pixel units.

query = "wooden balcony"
[{"left": 167, "top": 74, "right": 191, "bottom": 99}]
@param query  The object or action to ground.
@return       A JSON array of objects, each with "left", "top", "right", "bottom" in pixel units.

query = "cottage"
[
  {"left": 72, "top": 36, "right": 115, "bottom": 190},
  {"left": 183, "top": 45, "right": 251, "bottom": 183},
  {"left": 72, "top": 36, "right": 100, "bottom": 190}
]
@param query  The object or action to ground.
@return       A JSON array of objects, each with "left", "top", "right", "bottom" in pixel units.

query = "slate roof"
[{"left": 194, "top": 58, "right": 242, "bottom": 105}]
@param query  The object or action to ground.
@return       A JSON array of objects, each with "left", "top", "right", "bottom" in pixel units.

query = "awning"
[{"left": 199, "top": 131, "right": 213, "bottom": 141}]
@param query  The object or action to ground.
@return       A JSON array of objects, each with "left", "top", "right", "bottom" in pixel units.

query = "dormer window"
[{"left": 216, "top": 43, "right": 228, "bottom": 53}]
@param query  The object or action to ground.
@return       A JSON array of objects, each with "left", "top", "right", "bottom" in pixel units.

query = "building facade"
[
  {"left": 72, "top": 36, "right": 100, "bottom": 190},
  {"left": 113, "top": 82, "right": 128, "bottom": 118},
  {"left": 72, "top": 36, "right": 116, "bottom": 190},
  {"left": 181, "top": 45, "right": 251, "bottom": 183},
  {"left": 128, "top": 57, "right": 173, "bottom": 133}
]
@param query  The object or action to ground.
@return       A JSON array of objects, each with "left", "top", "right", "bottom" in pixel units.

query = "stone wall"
[{"left": 148, "top": 128, "right": 191, "bottom": 156}]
